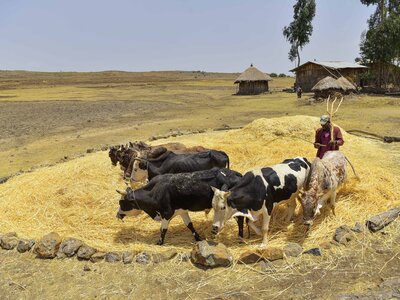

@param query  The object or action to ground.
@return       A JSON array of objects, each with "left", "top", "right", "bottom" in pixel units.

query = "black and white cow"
[
  {"left": 211, "top": 157, "right": 311, "bottom": 247},
  {"left": 116, "top": 167, "right": 242, "bottom": 245},
  {"left": 130, "top": 149, "right": 230, "bottom": 182}
]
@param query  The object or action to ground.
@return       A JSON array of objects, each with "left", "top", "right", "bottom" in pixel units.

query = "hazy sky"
[{"left": 0, "top": 0, "right": 374, "bottom": 73}]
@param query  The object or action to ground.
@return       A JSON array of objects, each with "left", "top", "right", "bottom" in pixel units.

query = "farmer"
[
  {"left": 296, "top": 86, "right": 302, "bottom": 99},
  {"left": 314, "top": 115, "right": 344, "bottom": 159}
]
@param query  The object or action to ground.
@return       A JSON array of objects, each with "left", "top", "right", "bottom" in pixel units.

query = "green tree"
[
  {"left": 359, "top": 0, "right": 400, "bottom": 87},
  {"left": 283, "top": 0, "right": 316, "bottom": 67}
]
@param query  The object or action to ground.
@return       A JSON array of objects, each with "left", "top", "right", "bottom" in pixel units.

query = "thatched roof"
[
  {"left": 291, "top": 61, "right": 368, "bottom": 72},
  {"left": 337, "top": 76, "right": 356, "bottom": 91},
  {"left": 235, "top": 64, "right": 272, "bottom": 83},
  {"left": 312, "top": 76, "right": 343, "bottom": 91}
]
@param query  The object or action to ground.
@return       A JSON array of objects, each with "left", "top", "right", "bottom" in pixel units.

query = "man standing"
[
  {"left": 314, "top": 115, "right": 344, "bottom": 159},
  {"left": 296, "top": 86, "right": 302, "bottom": 99}
]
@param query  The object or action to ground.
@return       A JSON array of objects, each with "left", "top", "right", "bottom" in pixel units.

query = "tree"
[
  {"left": 359, "top": 0, "right": 400, "bottom": 88},
  {"left": 283, "top": 0, "right": 316, "bottom": 67}
]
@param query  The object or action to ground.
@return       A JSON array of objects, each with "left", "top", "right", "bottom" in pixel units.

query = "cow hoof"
[
  {"left": 237, "top": 237, "right": 245, "bottom": 244},
  {"left": 156, "top": 240, "right": 164, "bottom": 246},
  {"left": 258, "top": 243, "right": 267, "bottom": 249},
  {"left": 194, "top": 234, "right": 202, "bottom": 242}
]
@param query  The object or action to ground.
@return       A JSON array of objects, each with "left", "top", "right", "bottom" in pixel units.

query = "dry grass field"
[{"left": 1, "top": 71, "right": 400, "bottom": 299}]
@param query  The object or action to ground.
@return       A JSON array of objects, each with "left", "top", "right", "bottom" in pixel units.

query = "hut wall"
[
  {"left": 237, "top": 81, "right": 268, "bottom": 95},
  {"left": 295, "top": 64, "right": 365, "bottom": 92}
]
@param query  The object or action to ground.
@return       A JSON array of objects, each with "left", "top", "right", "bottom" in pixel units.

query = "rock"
[
  {"left": 83, "top": 265, "right": 91, "bottom": 271},
  {"left": 177, "top": 252, "right": 191, "bottom": 262},
  {"left": 379, "top": 277, "right": 400, "bottom": 288},
  {"left": 58, "top": 238, "right": 83, "bottom": 257},
  {"left": 374, "top": 246, "right": 390, "bottom": 255},
  {"left": 351, "top": 222, "right": 365, "bottom": 233},
  {"left": 258, "top": 247, "right": 284, "bottom": 261},
  {"left": 0, "top": 176, "right": 10, "bottom": 184},
  {"left": 0, "top": 236, "right": 19, "bottom": 250},
  {"left": 238, "top": 251, "right": 264, "bottom": 264},
  {"left": 259, "top": 260, "right": 274, "bottom": 272},
  {"left": 122, "top": 251, "right": 134, "bottom": 264},
  {"left": 34, "top": 232, "right": 62, "bottom": 259},
  {"left": 303, "top": 248, "right": 322, "bottom": 256},
  {"left": 90, "top": 252, "right": 106, "bottom": 263},
  {"left": 4, "top": 232, "right": 17, "bottom": 237},
  {"left": 77, "top": 245, "right": 97, "bottom": 260},
  {"left": 136, "top": 252, "right": 152, "bottom": 265},
  {"left": 17, "top": 239, "right": 35, "bottom": 253},
  {"left": 333, "top": 225, "right": 354, "bottom": 244},
  {"left": 319, "top": 241, "right": 332, "bottom": 250},
  {"left": 366, "top": 207, "right": 400, "bottom": 232},
  {"left": 283, "top": 243, "right": 303, "bottom": 257},
  {"left": 152, "top": 249, "right": 178, "bottom": 263},
  {"left": 191, "top": 240, "right": 233, "bottom": 268},
  {"left": 86, "top": 148, "right": 95, "bottom": 153},
  {"left": 105, "top": 252, "right": 121, "bottom": 263},
  {"left": 100, "top": 145, "right": 108, "bottom": 151},
  {"left": 149, "top": 136, "right": 157, "bottom": 141}
]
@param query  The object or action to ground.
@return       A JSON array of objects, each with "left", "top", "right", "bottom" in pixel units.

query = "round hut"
[
  {"left": 337, "top": 76, "right": 356, "bottom": 95},
  {"left": 311, "top": 76, "right": 343, "bottom": 99},
  {"left": 234, "top": 64, "right": 272, "bottom": 95}
]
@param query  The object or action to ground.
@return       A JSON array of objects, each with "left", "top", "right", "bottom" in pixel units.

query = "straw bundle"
[{"left": 0, "top": 116, "right": 399, "bottom": 256}]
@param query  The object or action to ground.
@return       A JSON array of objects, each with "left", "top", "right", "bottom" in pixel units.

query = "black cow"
[
  {"left": 130, "top": 149, "right": 230, "bottom": 182},
  {"left": 108, "top": 145, "right": 121, "bottom": 166},
  {"left": 116, "top": 167, "right": 242, "bottom": 245},
  {"left": 211, "top": 157, "right": 311, "bottom": 247}
]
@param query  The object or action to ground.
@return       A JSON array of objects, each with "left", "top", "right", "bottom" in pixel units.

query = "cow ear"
[
  {"left": 211, "top": 186, "right": 218, "bottom": 193},
  {"left": 224, "top": 191, "right": 231, "bottom": 199}
]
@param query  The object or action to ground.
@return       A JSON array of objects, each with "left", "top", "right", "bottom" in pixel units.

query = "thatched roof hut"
[
  {"left": 312, "top": 76, "right": 343, "bottom": 99},
  {"left": 234, "top": 64, "right": 272, "bottom": 95},
  {"left": 290, "top": 61, "right": 367, "bottom": 92},
  {"left": 337, "top": 76, "right": 356, "bottom": 94}
]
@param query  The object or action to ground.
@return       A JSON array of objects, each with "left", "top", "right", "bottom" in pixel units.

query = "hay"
[{"left": 0, "top": 116, "right": 399, "bottom": 257}]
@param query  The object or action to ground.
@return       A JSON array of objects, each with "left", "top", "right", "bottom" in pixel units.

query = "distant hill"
[{"left": 0, "top": 70, "right": 239, "bottom": 89}]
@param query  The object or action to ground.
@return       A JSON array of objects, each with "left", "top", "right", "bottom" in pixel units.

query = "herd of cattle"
[{"left": 109, "top": 141, "right": 348, "bottom": 247}]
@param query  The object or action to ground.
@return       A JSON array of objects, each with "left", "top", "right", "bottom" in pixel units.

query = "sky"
[{"left": 0, "top": 0, "right": 375, "bottom": 73}]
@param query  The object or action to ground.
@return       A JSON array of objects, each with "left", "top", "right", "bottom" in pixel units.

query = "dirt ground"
[
  {"left": 0, "top": 71, "right": 399, "bottom": 178},
  {"left": 1, "top": 221, "right": 399, "bottom": 299},
  {"left": 1, "top": 71, "right": 400, "bottom": 299}
]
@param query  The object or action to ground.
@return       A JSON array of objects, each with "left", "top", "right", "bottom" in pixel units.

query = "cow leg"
[
  {"left": 285, "top": 193, "right": 298, "bottom": 222},
  {"left": 180, "top": 211, "right": 202, "bottom": 241},
  {"left": 260, "top": 208, "right": 271, "bottom": 248},
  {"left": 248, "top": 220, "right": 262, "bottom": 236},
  {"left": 157, "top": 218, "right": 171, "bottom": 245},
  {"left": 236, "top": 216, "right": 244, "bottom": 239}
]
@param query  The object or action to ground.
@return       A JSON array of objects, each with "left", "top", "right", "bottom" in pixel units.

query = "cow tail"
[{"left": 345, "top": 156, "right": 359, "bottom": 180}]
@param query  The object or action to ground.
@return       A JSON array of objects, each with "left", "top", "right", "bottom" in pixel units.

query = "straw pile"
[{"left": 0, "top": 116, "right": 399, "bottom": 256}]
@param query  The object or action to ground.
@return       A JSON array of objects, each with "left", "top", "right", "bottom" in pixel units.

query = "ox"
[
  {"left": 300, "top": 151, "right": 347, "bottom": 226},
  {"left": 124, "top": 144, "right": 207, "bottom": 179},
  {"left": 116, "top": 168, "right": 242, "bottom": 245},
  {"left": 108, "top": 145, "right": 121, "bottom": 166},
  {"left": 130, "top": 148, "right": 230, "bottom": 182},
  {"left": 211, "top": 157, "right": 311, "bottom": 247}
]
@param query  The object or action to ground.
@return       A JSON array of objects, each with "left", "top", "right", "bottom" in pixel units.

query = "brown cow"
[{"left": 300, "top": 151, "right": 347, "bottom": 226}]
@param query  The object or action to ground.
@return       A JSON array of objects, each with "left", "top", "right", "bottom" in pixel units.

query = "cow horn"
[
  {"left": 116, "top": 189, "right": 127, "bottom": 196},
  {"left": 124, "top": 181, "right": 129, "bottom": 187}
]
